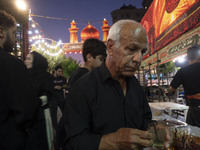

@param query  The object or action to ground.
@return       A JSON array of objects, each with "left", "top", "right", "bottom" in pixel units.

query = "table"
[
  {"left": 143, "top": 106, "right": 200, "bottom": 150},
  {"left": 149, "top": 102, "right": 189, "bottom": 121}
]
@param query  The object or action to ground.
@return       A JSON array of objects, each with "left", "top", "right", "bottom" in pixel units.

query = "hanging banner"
[{"left": 141, "top": 0, "right": 200, "bottom": 56}]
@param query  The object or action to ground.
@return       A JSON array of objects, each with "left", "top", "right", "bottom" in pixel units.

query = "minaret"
[
  {"left": 101, "top": 18, "right": 110, "bottom": 41},
  {"left": 69, "top": 20, "right": 78, "bottom": 43}
]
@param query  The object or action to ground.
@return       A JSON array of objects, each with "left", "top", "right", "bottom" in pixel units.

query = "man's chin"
[{"left": 122, "top": 72, "right": 135, "bottom": 77}]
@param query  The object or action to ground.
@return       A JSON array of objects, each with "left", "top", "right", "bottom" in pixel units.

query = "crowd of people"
[{"left": 0, "top": 9, "right": 200, "bottom": 150}]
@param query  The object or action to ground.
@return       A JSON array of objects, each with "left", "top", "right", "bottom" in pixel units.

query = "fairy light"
[
  {"left": 35, "top": 30, "right": 39, "bottom": 34},
  {"left": 28, "top": 31, "right": 32, "bottom": 34},
  {"left": 32, "top": 23, "right": 36, "bottom": 28},
  {"left": 29, "top": 18, "right": 64, "bottom": 56},
  {"left": 30, "top": 38, "right": 64, "bottom": 56}
]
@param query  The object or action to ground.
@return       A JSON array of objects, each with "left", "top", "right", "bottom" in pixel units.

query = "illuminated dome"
[{"left": 81, "top": 23, "right": 99, "bottom": 42}]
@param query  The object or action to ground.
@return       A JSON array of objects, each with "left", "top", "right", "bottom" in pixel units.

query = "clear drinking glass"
[{"left": 148, "top": 121, "right": 168, "bottom": 150}]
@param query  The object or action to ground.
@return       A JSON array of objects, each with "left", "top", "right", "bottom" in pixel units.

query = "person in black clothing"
[
  {"left": 0, "top": 10, "right": 39, "bottom": 150},
  {"left": 25, "top": 51, "right": 54, "bottom": 150},
  {"left": 67, "top": 38, "right": 107, "bottom": 89},
  {"left": 51, "top": 65, "right": 67, "bottom": 129},
  {"left": 25, "top": 51, "right": 54, "bottom": 99},
  {"left": 63, "top": 20, "right": 153, "bottom": 150},
  {"left": 54, "top": 65, "right": 67, "bottom": 99},
  {"left": 170, "top": 45, "right": 200, "bottom": 127},
  {"left": 55, "top": 38, "right": 107, "bottom": 150}
]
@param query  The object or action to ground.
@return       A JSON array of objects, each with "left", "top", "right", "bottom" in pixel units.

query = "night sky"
[{"left": 28, "top": 0, "right": 143, "bottom": 43}]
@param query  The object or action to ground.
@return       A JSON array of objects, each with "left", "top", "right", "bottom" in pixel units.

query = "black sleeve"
[
  {"left": 63, "top": 84, "right": 102, "bottom": 150},
  {"left": 170, "top": 69, "right": 183, "bottom": 89},
  {"left": 7, "top": 58, "right": 39, "bottom": 128}
]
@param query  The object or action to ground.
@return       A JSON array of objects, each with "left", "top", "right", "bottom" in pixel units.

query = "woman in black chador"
[{"left": 25, "top": 51, "right": 54, "bottom": 150}]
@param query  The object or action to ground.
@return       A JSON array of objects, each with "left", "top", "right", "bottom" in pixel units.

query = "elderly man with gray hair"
[{"left": 63, "top": 20, "right": 153, "bottom": 150}]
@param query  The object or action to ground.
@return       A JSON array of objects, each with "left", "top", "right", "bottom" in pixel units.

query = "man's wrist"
[{"left": 98, "top": 133, "right": 118, "bottom": 150}]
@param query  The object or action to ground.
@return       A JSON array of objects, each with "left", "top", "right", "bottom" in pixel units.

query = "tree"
[
  {"left": 61, "top": 56, "right": 80, "bottom": 79},
  {"left": 159, "top": 61, "right": 177, "bottom": 75}
]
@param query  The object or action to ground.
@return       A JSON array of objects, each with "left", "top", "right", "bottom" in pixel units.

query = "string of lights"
[
  {"left": 31, "top": 14, "right": 112, "bottom": 25},
  {"left": 31, "top": 14, "right": 71, "bottom": 21},
  {"left": 29, "top": 15, "right": 64, "bottom": 56}
]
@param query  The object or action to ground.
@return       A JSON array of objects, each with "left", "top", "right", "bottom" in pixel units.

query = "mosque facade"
[{"left": 62, "top": 19, "right": 110, "bottom": 55}]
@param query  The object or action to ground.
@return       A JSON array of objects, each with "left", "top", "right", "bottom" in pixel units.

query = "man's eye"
[
  {"left": 129, "top": 47, "right": 137, "bottom": 51},
  {"left": 141, "top": 49, "right": 147, "bottom": 54},
  {"left": 126, "top": 48, "right": 134, "bottom": 52}
]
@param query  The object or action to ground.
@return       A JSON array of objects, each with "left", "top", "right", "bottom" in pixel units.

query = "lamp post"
[{"left": 15, "top": 0, "right": 29, "bottom": 60}]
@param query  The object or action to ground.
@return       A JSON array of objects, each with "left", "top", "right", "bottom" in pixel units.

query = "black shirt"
[
  {"left": 54, "top": 76, "right": 66, "bottom": 89},
  {"left": 63, "top": 63, "right": 152, "bottom": 150},
  {"left": 0, "top": 48, "right": 39, "bottom": 149},
  {"left": 67, "top": 67, "right": 89, "bottom": 89},
  {"left": 170, "top": 62, "right": 200, "bottom": 96},
  {"left": 53, "top": 76, "right": 66, "bottom": 98}
]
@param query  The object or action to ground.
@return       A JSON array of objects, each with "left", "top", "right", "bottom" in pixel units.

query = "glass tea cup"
[{"left": 148, "top": 121, "right": 169, "bottom": 150}]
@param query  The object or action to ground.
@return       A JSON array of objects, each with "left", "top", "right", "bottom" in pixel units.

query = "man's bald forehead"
[
  {"left": 120, "top": 22, "right": 147, "bottom": 40},
  {"left": 120, "top": 21, "right": 146, "bottom": 33}
]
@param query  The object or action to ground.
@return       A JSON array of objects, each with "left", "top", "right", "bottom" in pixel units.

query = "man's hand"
[
  {"left": 169, "top": 86, "right": 175, "bottom": 94},
  {"left": 99, "top": 128, "right": 153, "bottom": 150},
  {"left": 54, "top": 85, "right": 62, "bottom": 90}
]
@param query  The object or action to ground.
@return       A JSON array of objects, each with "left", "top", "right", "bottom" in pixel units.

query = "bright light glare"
[
  {"left": 32, "top": 24, "right": 36, "bottom": 28},
  {"left": 28, "top": 31, "right": 32, "bottom": 34},
  {"left": 16, "top": 0, "right": 27, "bottom": 10},
  {"left": 35, "top": 30, "right": 39, "bottom": 33},
  {"left": 178, "top": 57, "right": 185, "bottom": 63}
]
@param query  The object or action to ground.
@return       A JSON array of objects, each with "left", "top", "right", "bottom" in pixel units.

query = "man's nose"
[{"left": 132, "top": 52, "right": 142, "bottom": 63}]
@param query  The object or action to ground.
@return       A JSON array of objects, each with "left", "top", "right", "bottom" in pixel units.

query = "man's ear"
[
  {"left": 0, "top": 27, "right": 6, "bottom": 38},
  {"left": 106, "top": 39, "right": 114, "bottom": 55},
  {"left": 86, "top": 53, "right": 94, "bottom": 62}
]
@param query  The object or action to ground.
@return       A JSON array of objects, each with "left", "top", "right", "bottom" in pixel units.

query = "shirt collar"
[
  {"left": 99, "top": 62, "right": 135, "bottom": 83},
  {"left": 99, "top": 62, "right": 113, "bottom": 82}
]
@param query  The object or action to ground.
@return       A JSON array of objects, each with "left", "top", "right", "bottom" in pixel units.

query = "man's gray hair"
[{"left": 107, "top": 20, "right": 141, "bottom": 48}]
